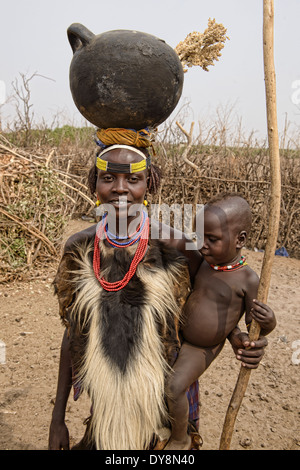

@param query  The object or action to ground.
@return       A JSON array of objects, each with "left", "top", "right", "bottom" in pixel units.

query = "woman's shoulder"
[{"left": 63, "top": 223, "right": 97, "bottom": 254}]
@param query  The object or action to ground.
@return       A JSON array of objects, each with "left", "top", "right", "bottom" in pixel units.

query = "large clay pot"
[{"left": 67, "top": 23, "right": 184, "bottom": 129}]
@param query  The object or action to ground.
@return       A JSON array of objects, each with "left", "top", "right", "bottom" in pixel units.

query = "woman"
[{"left": 48, "top": 136, "right": 268, "bottom": 450}]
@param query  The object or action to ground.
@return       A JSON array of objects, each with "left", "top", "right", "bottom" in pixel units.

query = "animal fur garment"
[{"left": 54, "top": 234, "right": 190, "bottom": 450}]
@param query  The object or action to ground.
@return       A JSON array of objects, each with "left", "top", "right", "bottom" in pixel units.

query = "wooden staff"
[{"left": 219, "top": 0, "right": 281, "bottom": 450}]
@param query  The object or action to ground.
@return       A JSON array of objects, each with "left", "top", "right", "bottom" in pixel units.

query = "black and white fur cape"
[{"left": 54, "top": 229, "right": 190, "bottom": 450}]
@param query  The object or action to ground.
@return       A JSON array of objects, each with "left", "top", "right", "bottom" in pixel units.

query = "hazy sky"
[{"left": 1, "top": 0, "right": 300, "bottom": 142}]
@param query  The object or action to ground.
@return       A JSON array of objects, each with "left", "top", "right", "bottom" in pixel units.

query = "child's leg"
[{"left": 165, "top": 340, "right": 224, "bottom": 449}]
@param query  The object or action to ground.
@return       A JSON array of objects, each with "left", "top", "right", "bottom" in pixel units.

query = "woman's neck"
[{"left": 106, "top": 212, "right": 144, "bottom": 240}]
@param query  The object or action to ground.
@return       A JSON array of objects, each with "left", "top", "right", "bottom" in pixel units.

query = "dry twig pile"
[{"left": 0, "top": 133, "right": 94, "bottom": 282}]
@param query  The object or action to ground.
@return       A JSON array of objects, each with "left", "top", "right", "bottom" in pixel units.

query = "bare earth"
[{"left": 0, "top": 219, "right": 299, "bottom": 451}]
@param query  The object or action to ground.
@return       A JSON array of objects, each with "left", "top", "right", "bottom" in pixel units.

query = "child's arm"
[
  {"left": 48, "top": 329, "right": 72, "bottom": 450},
  {"left": 244, "top": 270, "right": 276, "bottom": 336}
]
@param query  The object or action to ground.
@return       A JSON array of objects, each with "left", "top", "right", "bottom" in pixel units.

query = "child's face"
[{"left": 200, "top": 206, "right": 242, "bottom": 265}]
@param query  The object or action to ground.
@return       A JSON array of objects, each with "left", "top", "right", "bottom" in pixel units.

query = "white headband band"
[{"left": 98, "top": 144, "right": 147, "bottom": 160}]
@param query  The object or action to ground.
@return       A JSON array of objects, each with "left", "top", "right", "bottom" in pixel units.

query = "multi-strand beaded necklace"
[
  {"left": 209, "top": 255, "right": 247, "bottom": 272},
  {"left": 93, "top": 211, "right": 149, "bottom": 291}
]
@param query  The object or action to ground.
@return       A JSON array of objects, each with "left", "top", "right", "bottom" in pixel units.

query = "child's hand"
[{"left": 250, "top": 299, "right": 276, "bottom": 335}]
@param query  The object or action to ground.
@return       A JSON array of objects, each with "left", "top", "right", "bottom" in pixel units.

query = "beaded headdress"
[{"left": 96, "top": 144, "right": 151, "bottom": 174}]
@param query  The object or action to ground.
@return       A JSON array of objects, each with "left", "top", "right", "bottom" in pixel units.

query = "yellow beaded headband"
[{"left": 96, "top": 145, "right": 151, "bottom": 174}]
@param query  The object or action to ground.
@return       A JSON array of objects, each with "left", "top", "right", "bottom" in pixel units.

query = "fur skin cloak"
[{"left": 53, "top": 230, "right": 190, "bottom": 450}]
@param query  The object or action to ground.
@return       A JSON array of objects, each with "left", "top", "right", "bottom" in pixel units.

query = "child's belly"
[{"left": 182, "top": 292, "right": 242, "bottom": 348}]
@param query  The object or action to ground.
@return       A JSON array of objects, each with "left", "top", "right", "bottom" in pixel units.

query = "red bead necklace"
[
  {"left": 209, "top": 255, "right": 247, "bottom": 272},
  {"left": 93, "top": 215, "right": 149, "bottom": 291}
]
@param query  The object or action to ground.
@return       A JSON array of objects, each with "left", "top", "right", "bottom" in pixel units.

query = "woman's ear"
[{"left": 236, "top": 230, "right": 247, "bottom": 249}]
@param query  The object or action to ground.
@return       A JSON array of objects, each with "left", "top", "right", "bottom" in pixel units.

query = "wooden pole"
[{"left": 219, "top": 0, "right": 281, "bottom": 450}]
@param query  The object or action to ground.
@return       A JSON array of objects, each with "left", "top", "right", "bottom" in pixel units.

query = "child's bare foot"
[{"left": 164, "top": 435, "right": 191, "bottom": 450}]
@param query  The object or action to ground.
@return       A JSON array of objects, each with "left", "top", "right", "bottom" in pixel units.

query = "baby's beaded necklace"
[
  {"left": 93, "top": 211, "right": 149, "bottom": 291},
  {"left": 209, "top": 255, "right": 247, "bottom": 272}
]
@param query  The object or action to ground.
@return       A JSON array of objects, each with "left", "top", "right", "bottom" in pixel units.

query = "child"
[{"left": 165, "top": 193, "right": 276, "bottom": 450}]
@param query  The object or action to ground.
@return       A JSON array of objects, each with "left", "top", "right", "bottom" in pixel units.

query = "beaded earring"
[
  {"left": 95, "top": 197, "right": 102, "bottom": 218},
  {"left": 143, "top": 199, "right": 148, "bottom": 207}
]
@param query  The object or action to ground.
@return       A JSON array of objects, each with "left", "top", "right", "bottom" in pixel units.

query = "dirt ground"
[{"left": 0, "top": 219, "right": 299, "bottom": 451}]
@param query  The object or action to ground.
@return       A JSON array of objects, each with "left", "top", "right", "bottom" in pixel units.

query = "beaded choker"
[
  {"left": 104, "top": 210, "right": 148, "bottom": 247},
  {"left": 209, "top": 255, "right": 247, "bottom": 272},
  {"left": 93, "top": 212, "right": 149, "bottom": 291}
]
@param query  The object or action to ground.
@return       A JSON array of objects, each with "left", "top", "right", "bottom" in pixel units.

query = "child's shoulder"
[{"left": 243, "top": 264, "right": 260, "bottom": 286}]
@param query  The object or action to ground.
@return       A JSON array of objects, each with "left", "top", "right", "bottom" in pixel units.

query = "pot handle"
[{"left": 67, "top": 23, "right": 95, "bottom": 53}]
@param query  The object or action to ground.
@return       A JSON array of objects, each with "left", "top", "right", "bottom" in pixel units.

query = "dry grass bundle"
[{"left": 175, "top": 18, "right": 229, "bottom": 72}]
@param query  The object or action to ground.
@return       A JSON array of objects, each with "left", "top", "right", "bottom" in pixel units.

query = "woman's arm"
[
  {"left": 48, "top": 329, "right": 73, "bottom": 450},
  {"left": 227, "top": 326, "right": 268, "bottom": 369},
  {"left": 152, "top": 220, "right": 203, "bottom": 283}
]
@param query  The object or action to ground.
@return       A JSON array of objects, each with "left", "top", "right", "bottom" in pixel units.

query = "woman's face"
[{"left": 96, "top": 148, "right": 147, "bottom": 221}]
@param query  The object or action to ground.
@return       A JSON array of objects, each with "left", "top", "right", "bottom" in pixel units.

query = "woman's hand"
[
  {"left": 48, "top": 418, "right": 70, "bottom": 450},
  {"left": 228, "top": 328, "right": 268, "bottom": 369}
]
